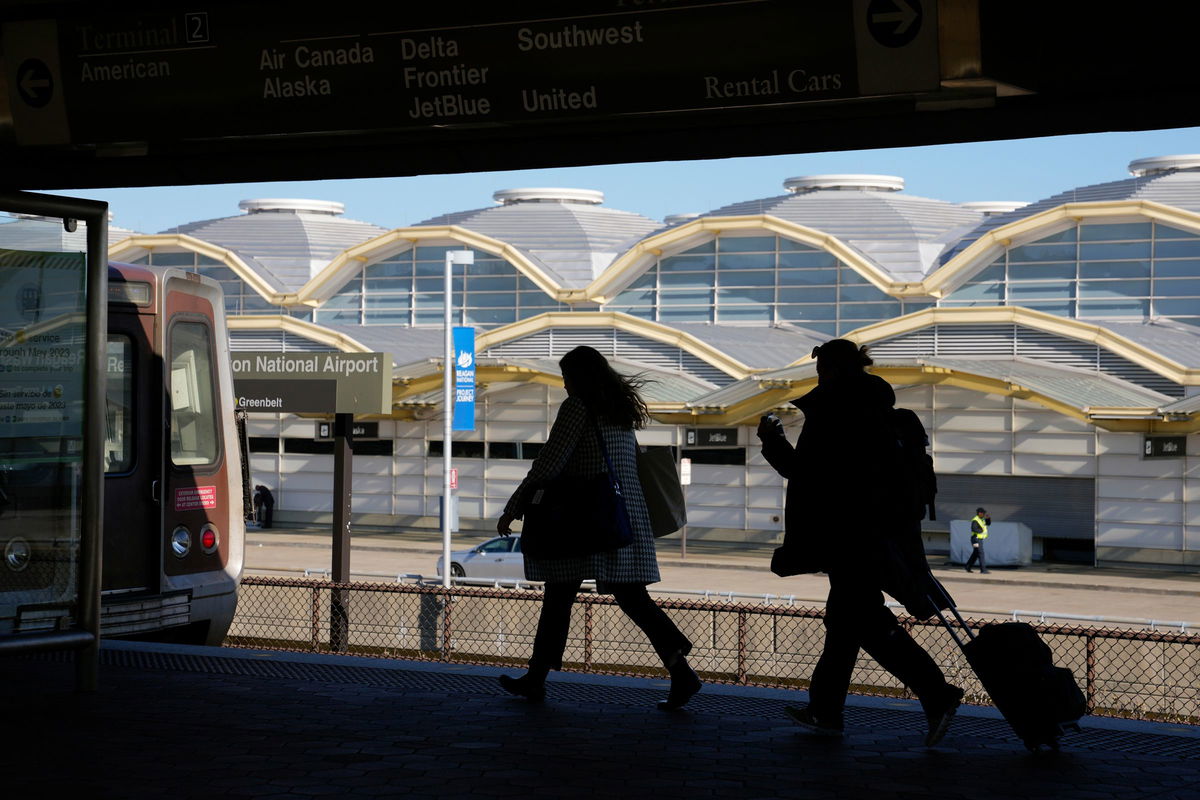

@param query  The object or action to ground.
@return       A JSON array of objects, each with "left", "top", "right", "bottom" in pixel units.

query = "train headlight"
[
  {"left": 170, "top": 527, "right": 192, "bottom": 558},
  {"left": 4, "top": 538, "right": 30, "bottom": 572},
  {"left": 200, "top": 524, "right": 219, "bottom": 555}
]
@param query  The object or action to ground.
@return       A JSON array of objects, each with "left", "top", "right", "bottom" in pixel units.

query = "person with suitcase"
[
  {"left": 758, "top": 339, "right": 964, "bottom": 747},
  {"left": 965, "top": 507, "right": 990, "bottom": 573}
]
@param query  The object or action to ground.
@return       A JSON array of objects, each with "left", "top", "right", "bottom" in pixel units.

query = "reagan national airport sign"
[{"left": 231, "top": 351, "right": 391, "bottom": 415}]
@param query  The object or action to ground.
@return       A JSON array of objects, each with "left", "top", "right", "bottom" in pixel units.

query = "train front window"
[
  {"left": 104, "top": 336, "right": 134, "bottom": 473},
  {"left": 169, "top": 322, "right": 219, "bottom": 467}
]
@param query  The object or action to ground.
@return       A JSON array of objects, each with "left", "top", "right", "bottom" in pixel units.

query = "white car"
[{"left": 436, "top": 535, "right": 524, "bottom": 580}]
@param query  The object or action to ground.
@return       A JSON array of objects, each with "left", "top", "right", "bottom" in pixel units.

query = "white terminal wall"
[{"left": 245, "top": 381, "right": 1197, "bottom": 566}]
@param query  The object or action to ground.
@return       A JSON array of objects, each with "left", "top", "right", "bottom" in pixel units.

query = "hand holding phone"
[{"left": 757, "top": 413, "right": 783, "bottom": 438}]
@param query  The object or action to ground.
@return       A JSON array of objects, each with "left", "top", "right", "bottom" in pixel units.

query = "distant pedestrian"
[
  {"left": 965, "top": 507, "right": 991, "bottom": 574},
  {"left": 496, "top": 346, "right": 701, "bottom": 711},
  {"left": 759, "top": 338, "right": 963, "bottom": 746},
  {"left": 253, "top": 485, "right": 275, "bottom": 529}
]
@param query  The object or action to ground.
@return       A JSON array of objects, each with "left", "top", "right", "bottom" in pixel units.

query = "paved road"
[{"left": 245, "top": 526, "right": 1200, "bottom": 629}]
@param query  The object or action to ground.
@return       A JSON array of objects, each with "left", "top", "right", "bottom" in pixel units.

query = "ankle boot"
[
  {"left": 499, "top": 669, "right": 547, "bottom": 702},
  {"left": 657, "top": 655, "right": 702, "bottom": 711}
]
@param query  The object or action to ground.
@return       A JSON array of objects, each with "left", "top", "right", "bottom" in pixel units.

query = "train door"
[
  {"left": 161, "top": 275, "right": 232, "bottom": 585},
  {"left": 102, "top": 275, "right": 160, "bottom": 595}
]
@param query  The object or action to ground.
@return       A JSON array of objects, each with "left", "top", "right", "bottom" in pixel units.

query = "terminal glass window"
[
  {"left": 169, "top": 322, "right": 220, "bottom": 467},
  {"left": 319, "top": 245, "right": 565, "bottom": 327},
  {"left": 146, "top": 250, "right": 274, "bottom": 316},
  {"left": 942, "top": 221, "right": 1200, "bottom": 325},
  {"left": 606, "top": 235, "right": 923, "bottom": 335}
]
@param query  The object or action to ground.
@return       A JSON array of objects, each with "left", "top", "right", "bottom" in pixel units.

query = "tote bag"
[{"left": 636, "top": 445, "right": 687, "bottom": 537}]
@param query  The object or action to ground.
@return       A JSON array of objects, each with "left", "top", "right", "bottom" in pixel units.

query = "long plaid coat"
[{"left": 505, "top": 395, "right": 660, "bottom": 584}]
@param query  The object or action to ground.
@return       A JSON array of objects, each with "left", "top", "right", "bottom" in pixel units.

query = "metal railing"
[
  {"left": 228, "top": 576, "right": 1200, "bottom": 725},
  {"left": 247, "top": 566, "right": 1200, "bottom": 633}
]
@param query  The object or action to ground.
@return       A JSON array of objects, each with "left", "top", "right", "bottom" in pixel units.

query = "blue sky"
[{"left": 67, "top": 126, "right": 1200, "bottom": 234}]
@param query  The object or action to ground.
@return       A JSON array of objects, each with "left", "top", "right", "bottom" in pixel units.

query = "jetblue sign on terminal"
[{"left": 231, "top": 351, "right": 391, "bottom": 414}]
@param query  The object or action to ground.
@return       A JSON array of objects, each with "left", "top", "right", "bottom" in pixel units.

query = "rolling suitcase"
[{"left": 932, "top": 588, "right": 1086, "bottom": 750}]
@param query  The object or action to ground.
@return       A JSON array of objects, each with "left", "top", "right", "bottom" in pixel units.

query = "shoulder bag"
[{"left": 521, "top": 417, "right": 634, "bottom": 559}]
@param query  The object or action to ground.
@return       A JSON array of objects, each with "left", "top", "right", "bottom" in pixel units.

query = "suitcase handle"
[{"left": 928, "top": 576, "right": 977, "bottom": 648}]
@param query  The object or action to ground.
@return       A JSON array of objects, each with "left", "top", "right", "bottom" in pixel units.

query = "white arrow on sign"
[
  {"left": 872, "top": 0, "right": 918, "bottom": 35},
  {"left": 20, "top": 73, "right": 49, "bottom": 92}
]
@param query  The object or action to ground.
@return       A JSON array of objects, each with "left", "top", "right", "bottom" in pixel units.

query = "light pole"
[{"left": 443, "top": 249, "right": 473, "bottom": 588}]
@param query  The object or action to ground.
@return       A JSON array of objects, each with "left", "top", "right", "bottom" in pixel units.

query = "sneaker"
[
  {"left": 923, "top": 686, "right": 964, "bottom": 747},
  {"left": 785, "top": 705, "right": 844, "bottom": 737}
]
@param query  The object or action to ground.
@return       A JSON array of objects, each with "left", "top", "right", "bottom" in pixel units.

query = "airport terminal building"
[{"left": 8, "top": 156, "right": 1198, "bottom": 569}]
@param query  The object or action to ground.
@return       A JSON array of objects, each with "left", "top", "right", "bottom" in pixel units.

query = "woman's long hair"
[{"left": 559, "top": 346, "right": 650, "bottom": 430}]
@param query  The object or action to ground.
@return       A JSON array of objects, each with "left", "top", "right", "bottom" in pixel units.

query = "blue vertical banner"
[{"left": 452, "top": 326, "right": 476, "bottom": 431}]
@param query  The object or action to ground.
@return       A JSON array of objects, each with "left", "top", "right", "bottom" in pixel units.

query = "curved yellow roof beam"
[
  {"left": 298, "top": 225, "right": 564, "bottom": 306},
  {"left": 109, "top": 233, "right": 285, "bottom": 304},
  {"left": 585, "top": 215, "right": 924, "bottom": 302},
  {"left": 782, "top": 306, "right": 1199, "bottom": 385},
  {"left": 226, "top": 315, "right": 372, "bottom": 354},
  {"left": 392, "top": 363, "right": 564, "bottom": 403},
  {"left": 655, "top": 365, "right": 1198, "bottom": 433},
  {"left": 473, "top": 311, "right": 754, "bottom": 380},
  {"left": 924, "top": 200, "right": 1200, "bottom": 297}
]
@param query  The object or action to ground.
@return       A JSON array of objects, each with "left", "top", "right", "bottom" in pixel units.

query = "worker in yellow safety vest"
[{"left": 965, "top": 507, "right": 991, "bottom": 573}]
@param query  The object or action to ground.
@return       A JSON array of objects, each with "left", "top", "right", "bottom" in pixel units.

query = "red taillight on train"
[{"left": 200, "top": 524, "right": 219, "bottom": 555}]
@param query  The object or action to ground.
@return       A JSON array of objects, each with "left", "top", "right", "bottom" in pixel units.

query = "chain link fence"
[{"left": 229, "top": 576, "right": 1200, "bottom": 724}]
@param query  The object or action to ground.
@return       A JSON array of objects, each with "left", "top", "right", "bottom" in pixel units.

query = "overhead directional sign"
[
  {"left": 316, "top": 420, "right": 378, "bottom": 439},
  {"left": 866, "top": 0, "right": 923, "bottom": 48},
  {"left": 1143, "top": 436, "right": 1187, "bottom": 459},
  {"left": 2, "top": 2, "right": 939, "bottom": 147},
  {"left": 231, "top": 351, "right": 391, "bottom": 414},
  {"left": 686, "top": 428, "right": 740, "bottom": 447}
]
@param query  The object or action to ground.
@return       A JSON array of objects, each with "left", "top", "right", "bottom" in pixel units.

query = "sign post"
[
  {"left": 443, "top": 250, "right": 473, "bottom": 588},
  {"left": 330, "top": 412, "right": 352, "bottom": 651},
  {"left": 679, "top": 456, "right": 692, "bottom": 559},
  {"left": 230, "top": 349, "right": 390, "bottom": 651}
]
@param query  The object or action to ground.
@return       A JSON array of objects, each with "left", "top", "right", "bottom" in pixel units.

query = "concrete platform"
[{"left": 3, "top": 640, "right": 1199, "bottom": 799}]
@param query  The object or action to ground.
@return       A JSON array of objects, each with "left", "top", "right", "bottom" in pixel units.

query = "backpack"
[{"left": 890, "top": 407, "right": 937, "bottom": 521}]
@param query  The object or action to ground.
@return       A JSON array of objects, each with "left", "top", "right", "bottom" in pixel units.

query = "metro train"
[{"left": 0, "top": 262, "right": 246, "bottom": 645}]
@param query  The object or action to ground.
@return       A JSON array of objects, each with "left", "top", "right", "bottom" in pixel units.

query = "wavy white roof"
[
  {"left": 1, "top": 213, "right": 137, "bottom": 251},
  {"left": 940, "top": 156, "right": 1200, "bottom": 266},
  {"left": 702, "top": 176, "right": 983, "bottom": 281},
  {"left": 164, "top": 199, "right": 388, "bottom": 292},
  {"left": 415, "top": 189, "right": 662, "bottom": 288}
]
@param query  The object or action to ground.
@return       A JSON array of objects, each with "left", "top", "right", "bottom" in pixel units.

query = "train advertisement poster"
[
  {"left": 0, "top": 247, "right": 86, "bottom": 607},
  {"left": 0, "top": 248, "right": 87, "bottom": 447}
]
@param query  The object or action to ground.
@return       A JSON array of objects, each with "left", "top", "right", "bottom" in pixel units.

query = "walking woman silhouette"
[{"left": 496, "top": 345, "right": 701, "bottom": 710}]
